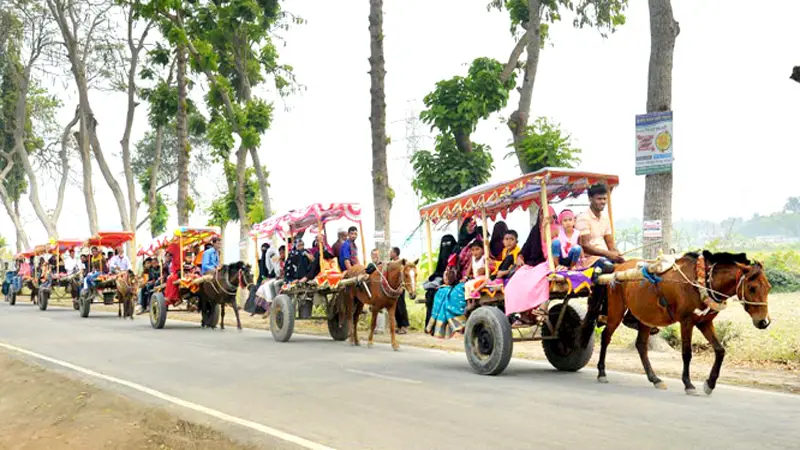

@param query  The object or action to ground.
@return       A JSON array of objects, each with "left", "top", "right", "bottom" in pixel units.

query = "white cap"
[{"left": 337, "top": 228, "right": 346, "bottom": 234}]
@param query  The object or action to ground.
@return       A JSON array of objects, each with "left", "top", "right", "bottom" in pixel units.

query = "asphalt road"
[{"left": 1, "top": 302, "right": 798, "bottom": 450}]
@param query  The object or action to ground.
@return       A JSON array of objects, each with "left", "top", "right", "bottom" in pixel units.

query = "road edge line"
[{"left": 0, "top": 341, "right": 336, "bottom": 450}]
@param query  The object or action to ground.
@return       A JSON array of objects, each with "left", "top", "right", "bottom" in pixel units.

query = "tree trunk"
[
  {"left": 11, "top": 68, "right": 58, "bottom": 238},
  {"left": 642, "top": 0, "right": 679, "bottom": 259},
  {"left": 148, "top": 125, "right": 164, "bottom": 233},
  {"left": 235, "top": 146, "right": 249, "bottom": 262},
  {"left": 248, "top": 148, "right": 271, "bottom": 217},
  {"left": 75, "top": 114, "right": 99, "bottom": 235},
  {"left": 175, "top": 44, "right": 190, "bottom": 226},
  {"left": 0, "top": 188, "right": 29, "bottom": 251},
  {"left": 507, "top": 0, "right": 542, "bottom": 177},
  {"left": 369, "top": 0, "right": 391, "bottom": 258},
  {"left": 88, "top": 115, "right": 130, "bottom": 230}
]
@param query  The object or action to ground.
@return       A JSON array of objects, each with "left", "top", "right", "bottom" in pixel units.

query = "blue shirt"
[
  {"left": 338, "top": 240, "right": 357, "bottom": 271},
  {"left": 201, "top": 247, "right": 219, "bottom": 274}
]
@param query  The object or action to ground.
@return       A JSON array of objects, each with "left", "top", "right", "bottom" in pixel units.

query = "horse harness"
[
  {"left": 208, "top": 267, "right": 244, "bottom": 298},
  {"left": 359, "top": 264, "right": 405, "bottom": 299},
  {"left": 672, "top": 255, "right": 768, "bottom": 317}
]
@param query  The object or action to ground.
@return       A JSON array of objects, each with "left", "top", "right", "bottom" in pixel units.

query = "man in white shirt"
[
  {"left": 108, "top": 246, "right": 132, "bottom": 273},
  {"left": 63, "top": 249, "right": 78, "bottom": 274}
]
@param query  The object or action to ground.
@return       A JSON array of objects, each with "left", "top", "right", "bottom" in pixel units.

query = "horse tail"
[{"left": 580, "top": 284, "right": 606, "bottom": 348}]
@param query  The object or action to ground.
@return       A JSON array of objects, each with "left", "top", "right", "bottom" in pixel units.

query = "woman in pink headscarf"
[{"left": 504, "top": 205, "right": 558, "bottom": 325}]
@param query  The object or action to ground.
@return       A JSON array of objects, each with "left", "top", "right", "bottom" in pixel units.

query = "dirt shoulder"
[{"left": 0, "top": 350, "right": 256, "bottom": 450}]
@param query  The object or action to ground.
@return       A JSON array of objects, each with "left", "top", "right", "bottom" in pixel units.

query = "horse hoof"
[
  {"left": 392, "top": 346, "right": 399, "bottom": 352},
  {"left": 367, "top": 342, "right": 374, "bottom": 348},
  {"left": 654, "top": 381, "right": 667, "bottom": 390},
  {"left": 597, "top": 376, "right": 609, "bottom": 384},
  {"left": 685, "top": 388, "right": 699, "bottom": 396},
  {"left": 703, "top": 381, "right": 714, "bottom": 396}
]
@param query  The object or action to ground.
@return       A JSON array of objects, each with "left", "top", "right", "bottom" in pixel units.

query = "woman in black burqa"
[{"left": 423, "top": 234, "right": 458, "bottom": 327}]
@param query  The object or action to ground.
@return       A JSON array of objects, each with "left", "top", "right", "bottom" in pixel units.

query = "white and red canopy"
[{"left": 251, "top": 203, "right": 362, "bottom": 239}]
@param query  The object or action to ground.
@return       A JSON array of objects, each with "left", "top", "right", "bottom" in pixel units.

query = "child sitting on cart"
[
  {"left": 551, "top": 209, "right": 583, "bottom": 269},
  {"left": 490, "top": 229, "right": 520, "bottom": 286},
  {"left": 83, "top": 246, "right": 106, "bottom": 293},
  {"left": 463, "top": 241, "right": 494, "bottom": 299}
]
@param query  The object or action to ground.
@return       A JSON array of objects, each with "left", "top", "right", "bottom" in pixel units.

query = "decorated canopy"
[
  {"left": 251, "top": 203, "right": 362, "bottom": 239},
  {"left": 49, "top": 239, "right": 85, "bottom": 254},
  {"left": 418, "top": 168, "right": 620, "bottom": 224},
  {"left": 83, "top": 231, "right": 136, "bottom": 249},
  {"left": 33, "top": 245, "right": 49, "bottom": 255},
  {"left": 15, "top": 249, "right": 35, "bottom": 259},
  {"left": 137, "top": 227, "right": 220, "bottom": 257}
]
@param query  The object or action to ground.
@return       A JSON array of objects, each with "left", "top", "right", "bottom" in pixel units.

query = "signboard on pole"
[
  {"left": 643, "top": 220, "right": 662, "bottom": 238},
  {"left": 636, "top": 111, "right": 673, "bottom": 176}
]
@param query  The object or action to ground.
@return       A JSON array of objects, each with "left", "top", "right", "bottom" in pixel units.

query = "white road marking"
[
  {"left": 0, "top": 341, "right": 336, "bottom": 450},
  {"left": 345, "top": 368, "right": 422, "bottom": 384}
]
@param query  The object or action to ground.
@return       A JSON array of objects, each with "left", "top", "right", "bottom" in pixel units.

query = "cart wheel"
[
  {"left": 327, "top": 312, "right": 349, "bottom": 341},
  {"left": 9, "top": 291, "right": 16, "bottom": 306},
  {"left": 38, "top": 289, "right": 50, "bottom": 311},
  {"left": 464, "top": 306, "right": 513, "bottom": 376},
  {"left": 79, "top": 293, "right": 92, "bottom": 318},
  {"left": 202, "top": 304, "right": 221, "bottom": 328},
  {"left": 270, "top": 294, "right": 295, "bottom": 342},
  {"left": 541, "top": 303, "right": 594, "bottom": 372},
  {"left": 150, "top": 292, "right": 168, "bottom": 329}
]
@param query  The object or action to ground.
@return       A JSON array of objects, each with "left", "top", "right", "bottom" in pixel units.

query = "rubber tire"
[
  {"left": 541, "top": 303, "right": 594, "bottom": 372},
  {"left": 79, "top": 294, "right": 91, "bottom": 318},
  {"left": 38, "top": 289, "right": 50, "bottom": 311},
  {"left": 464, "top": 306, "right": 513, "bottom": 376},
  {"left": 327, "top": 312, "right": 349, "bottom": 341},
  {"left": 150, "top": 292, "right": 168, "bottom": 329},
  {"left": 202, "top": 304, "right": 221, "bottom": 328},
  {"left": 270, "top": 294, "right": 295, "bottom": 342},
  {"left": 9, "top": 291, "right": 16, "bottom": 306}
]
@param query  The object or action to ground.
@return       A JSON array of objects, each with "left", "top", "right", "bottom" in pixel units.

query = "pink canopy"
[{"left": 251, "top": 203, "right": 362, "bottom": 239}]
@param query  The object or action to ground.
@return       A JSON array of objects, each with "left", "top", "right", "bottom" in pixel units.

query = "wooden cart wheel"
[
  {"left": 270, "top": 294, "right": 295, "bottom": 342},
  {"left": 150, "top": 292, "right": 168, "bottom": 329},
  {"left": 541, "top": 303, "right": 594, "bottom": 372},
  {"left": 464, "top": 306, "right": 513, "bottom": 376}
]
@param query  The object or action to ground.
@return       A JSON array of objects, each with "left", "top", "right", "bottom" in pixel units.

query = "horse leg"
[
  {"left": 597, "top": 310, "right": 623, "bottom": 383},
  {"left": 220, "top": 303, "right": 226, "bottom": 330},
  {"left": 367, "top": 307, "right": 379, "bottom": 348},
  {"left": 635, "top": 325, "right": 666, "bottom": 389},
  {"left": 680, "top": 319, "right": 697, "bottom": 395},
  {"left": 232, "top": 297, "right": 242, "bottom": 331},
  {"left": 696, "top": 321, "right": 725, "bottom": 395},
  {"left": 388, "top": 302, "right": 399, "bottom": 351},
  {"left": 118, "top": 298, "right": 122, "bottom": 317}
]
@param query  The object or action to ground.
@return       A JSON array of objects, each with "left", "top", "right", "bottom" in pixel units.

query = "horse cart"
[
  {"left": 76, "top": 231, "right": 136, "bottom": 318},
  {"left": 141, "top": 226, "right": 226, "bottom": 329},
  {"left": 36, "top": 238, "right": 85, "bottom": 311},
  {"left": 5, "top": 248, "right": 34, "bottom": 306},
  {"left": 419, "top": 168, "right": 625, "bottom": 376},
  {"left": 250, "top": 203, "right": 368, "bottom": 342}
]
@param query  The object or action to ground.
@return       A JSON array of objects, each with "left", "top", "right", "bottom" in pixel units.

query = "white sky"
[{"left": 3, "top": 0, "right": 800, "bottom": 262}]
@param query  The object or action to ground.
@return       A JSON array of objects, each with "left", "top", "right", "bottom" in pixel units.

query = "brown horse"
[
  {"left": 197, "top": 262, "right": 253, "bottom": 330},
  {"left": 115, "top": 271, "right": 138, "bottom": 319},
  {"left": 342, "top": 259, "right": 418, "bottom": 350},
  {"left": 582, "top": 251, "right": 771, "bottom": 395}
]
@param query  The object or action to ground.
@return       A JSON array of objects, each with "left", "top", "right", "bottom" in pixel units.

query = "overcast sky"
[{"left": 3, "top": 0, "right": 799, "bottom": 261}]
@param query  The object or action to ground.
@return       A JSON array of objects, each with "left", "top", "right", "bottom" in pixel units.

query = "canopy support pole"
[
  {"left": 179, "top": 234, "right": 184, "bottom": 279},
  {"left": 540, "top": 179, "right": 556, "bottom": 274},
  {"left": 317, "top": 218, "right": 324, "bottom": 273},
  {"left": 425, "top": 219, "right": 433, "bottom": 274},
  {"left": 253, "top": 236, "right": 259, "bottom": 281},
  {"left": 607, "top": 186, "right": 615, "bottom": 236},
  {"left": 357, "top": 220, "right": 367, "bottom": 266},
  {"left": 480, "top": 209, "right": 490, "bottom": 279}
]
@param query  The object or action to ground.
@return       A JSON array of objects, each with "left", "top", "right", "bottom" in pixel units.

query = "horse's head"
[
  {"left": 400, "top": 258, "right": 419, "bottom": 301},
  {"left": 735, "top": 261, "right": 771, "bottom": 329},
  {"left": 225, "top": 261, "right": 253, "bottom": 289}
]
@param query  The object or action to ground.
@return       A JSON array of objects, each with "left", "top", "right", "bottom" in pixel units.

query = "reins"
[{"left": 670, "top": 261, "right": 768, "bottom": 307}]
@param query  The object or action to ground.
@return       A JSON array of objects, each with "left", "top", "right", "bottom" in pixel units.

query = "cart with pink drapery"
[{"left": 419, "top": 168, "right": 621, "bottom": 376}]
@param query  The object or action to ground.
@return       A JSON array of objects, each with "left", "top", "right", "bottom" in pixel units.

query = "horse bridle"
[
  {"left": 375, "top": 264, "right": 405, "bottom": 299},
  {"left": 706, "top": 264, "right": 768, "bottom": 307},
  {"left": 210, "top": 267, "right": 247, "bottom": 297}
]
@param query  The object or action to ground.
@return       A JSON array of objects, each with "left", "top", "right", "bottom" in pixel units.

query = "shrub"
[{"left": 765, "top": 267, "right": 800, "bottom": 293}]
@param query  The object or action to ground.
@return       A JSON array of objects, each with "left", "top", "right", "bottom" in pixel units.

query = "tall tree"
[
  {"left": 511, "top": 116, "right": 581, "bottom": 172},
  {"left": 2, "top": 1, "right": 68, "bottom": 239},
  {"left": 642, "top": 0, "right": 678, "bottom": 259},
  {"left": 489, "top": 0, "right": 627, "bottom": 174},
  {"left": 45, "top": 0, "right": 122, "bottom": 234},
  {"left": 412, "top": 57, "right": 515, "bottom": 203},
  {"left": 369, "top": 0, "right": 391, "bottom": 257}
]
